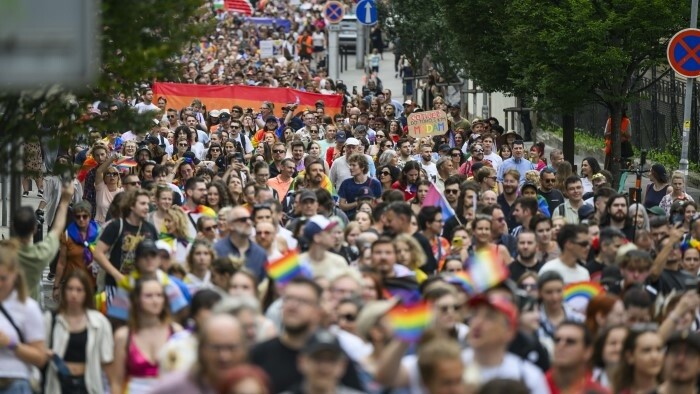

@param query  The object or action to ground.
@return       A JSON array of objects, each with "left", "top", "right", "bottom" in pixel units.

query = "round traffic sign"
[
  {"left": 323, "top": 1, "right": 345, "bottom": 24},
  {"left": 667, "top": 28, "right": 700, "bottom": 78}
]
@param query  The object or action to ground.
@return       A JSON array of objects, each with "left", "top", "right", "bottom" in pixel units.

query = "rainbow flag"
[
  {"left": 153, "top": 82, "right": 343, "bottom": 118},
  {"left": 422, "top": 182, "right": 455, "bottom": 221},
  {"left": 387, "top": 301, "right": 433, "bottom": 343},
  {"left": 444, "top": 271, "right": 474, "bottom": 294},
  {"left": 266, "top": 250, "right": 302, "bottom": 284},
  {"left": 564, "top": 281, "right": 605, "bottom": 314},
  {"left": 463, "top": 249, "right": 509, "bottom": 294},
  {"left": 190, "top": 205, "right": 217, "bottom": 218},
  {"left": 115, "top": 156, "right": 138, "bottom": 172}
]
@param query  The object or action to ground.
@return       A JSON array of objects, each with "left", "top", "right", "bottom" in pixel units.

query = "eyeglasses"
[
  {"left": 310, "top": 130, "right": 319, "bottom": 133},
  {"left": 445, "top": 189, "right": 459, "bottom": 195},
  {"left": 338, "top": 313, "right": 357, "bottom": 322},
  {"left": 203, "top": 225, "right": 218, "bottom": 231},
  {"left": 520, "top": 283, "right": 538, "bottom": 291},
  {"left": 377, "top": 134, "right": 385, "bottom": 138},
  {"left": 75, "top": 214, "right": 90, "bottom": 220},
  {"left": 553, "top": 336, "right": 580, "bottom": 346},
  {"left": 273, "top": 149, "right": 285, "bottom": 154},
  {"left": 125, "top": 181, "right": 141, "bottom": 186},
  {"left": 167, "top": 115, "right": 176, "bottom": 119}
]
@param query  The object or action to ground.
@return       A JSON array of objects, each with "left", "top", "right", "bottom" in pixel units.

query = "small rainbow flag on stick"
[
  {"left": 266, "top": 250, "right": 302, "bottom": 284},
  {"left": 115, "top": 156, "right": 138, "bottom": 172},
  {"left": 387, "top": 301, "right": 433, "bottom": 343},
  {"left": 563, "top": 281, "right": 605, "bottom": 314},
  {"left": 463, "top": 249, "right": 509, "bottom": 294},
  {"left": 444, "top": 271, "right": 475, "bottom": 294}
]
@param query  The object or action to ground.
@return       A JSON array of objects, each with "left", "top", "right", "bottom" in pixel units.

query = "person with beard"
[
  {"left": 656, "top": 330, "right": 700, "bottom": 394},
  {"left": 417, "top": 144, "right": 437, "bottom": 181},
  {"left": 250, "top": 277, "right": 364, "bottom": 393},
  {"left": 458, "top": 142, "right": 486, "bottom": 177},
  {"left": 509, "top": 230, "right": 543, "bottom": 281},
  {"left": 181, "top": 176, "right": 211, "bottom": 239},
  {"left": 370, "top": 236, "right": 413, "bottom": 278},
  {"left": 443, "top": 176, "right": 461, "bottom": 213},
  {"left": 510, "top": 196, "right": 538, "bottom": 238},
  {"left": 299, "top": 215, "right": 348, "bottom": 279},
  {"left": 538, "top": 167, "right": 565, "bottom": 216},
  {"left": 213, "top": 206, "right": 267, "bottom": 281},
  {"left": 301, "top": 159, "right": 327, "bottom": 191},
  {"left": 498, "top": 169, "right": 520, "bottom": 231},
  {"left": 599, "top": 194, "right": 635, "bottom": 240},
  {"left": 384, "top": 202, "right": 437, "bottom": 274}
]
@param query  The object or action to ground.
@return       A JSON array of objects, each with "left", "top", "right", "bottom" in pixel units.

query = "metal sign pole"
[
  {"left": 680, "top": 0, "right": 699, "bottom": 175},
  {"left": 328, "top": 25, "right": 340, "bottom": 80}
]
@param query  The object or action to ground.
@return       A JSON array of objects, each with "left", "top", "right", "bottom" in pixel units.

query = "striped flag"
[{"left": 421, "top": 182, "right": 455, "bottom": 221}]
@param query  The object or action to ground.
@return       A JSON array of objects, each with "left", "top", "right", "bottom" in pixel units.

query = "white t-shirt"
[
  {"left": 483, "top": 152, "right": 503, "bottom": 171},
  {"left": 539, "top": 257, "right": 590, "bottom": 284},
  {"left": 402, "top": 349, "right": 549, "bottom": 394},
  {"left": 0, "top": 291, "right": 45, "bottom": 379},
  {"left": 134, "top": 102, "right": 160, "bottom": 114},
  {"left": 419, "top": 160, "right": 438, "bottom": 181}
]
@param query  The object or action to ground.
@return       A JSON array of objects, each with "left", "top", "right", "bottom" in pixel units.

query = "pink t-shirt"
[{"left": 95, "top": 183, "right": 123, "bottom": 224}]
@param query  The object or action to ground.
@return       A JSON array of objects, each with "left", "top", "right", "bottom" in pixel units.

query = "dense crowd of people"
[{"left": 2, "top": 1, "right": 700, "bottom": 394}]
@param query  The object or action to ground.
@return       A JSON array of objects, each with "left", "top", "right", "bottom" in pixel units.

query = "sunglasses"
[
  {"left": 310, "top": 130, "right": 319, "bottom": 133},
  {"left": 438, "top": 304, "right": 459, "bottom": 313},
  {"left": 544, "top": 178, "right": 557, "bottom": 183},
  {"left": 273, "top": 150, "right": 286, "bottom": 154},
  {"left": 380, "top": 171, "right": 391, "bottom": 176},
  {"left": 204, "top": 225, "right": 218, "bottom": 231},
  {"left": 75, "top": 214, "right": 90, "bottom": 220},
  {"left": 377, "top": 134, "right": 385, "bottom": 138},
  {"left": 445, "top": 189, "right": 459, "bottom": 195},
  {"left": 231, "top": 216, "right": 251, "bottom": 223},
  {"left": 210, "top": 148, "right": 220, "bottom": 152},
  {"left": 167, "top": 115, "right": 176, "bottom": 119},
  {"left": 472, "top": 149, "right": 484, "bottom": 153},
  {"left": 451, "top": 153, "right": 461, "bottom": 157},
  {"left": 105, "top": 173, "right": 119, "bottom": 177},
  {"left": 338, "top": 313, "right": 357, "bottom": 322}
]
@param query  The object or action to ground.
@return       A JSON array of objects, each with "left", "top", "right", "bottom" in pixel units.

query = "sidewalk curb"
[{"left": 536, "top": 130, "right": 700, "bottom": 189}]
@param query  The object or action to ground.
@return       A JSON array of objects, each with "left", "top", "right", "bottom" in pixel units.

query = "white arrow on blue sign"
[{"left": 356, "top": 0, "right": 378, "bottom": 26}]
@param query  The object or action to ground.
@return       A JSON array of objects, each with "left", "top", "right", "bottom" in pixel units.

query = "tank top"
[
  {"left": 644, "top": 183, "right": 668, "bottom": 209},
  {"left": 126, "top": 326, "right": 173, "bottom": 378}
]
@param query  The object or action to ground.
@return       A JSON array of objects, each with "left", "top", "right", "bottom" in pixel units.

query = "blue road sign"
[
  {"left": 323, "top": 1, "right": 344, "bottom": 24},
  {"left": 667, "top": 28, "right": 700, "bottom": 78},
  {"left": 356, "top": 0, "right": 378, "bottom": 26}
]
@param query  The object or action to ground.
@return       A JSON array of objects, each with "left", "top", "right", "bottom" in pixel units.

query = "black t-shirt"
[
  {"left": 508, "top": 330, "right": 550, "bottom": 373},
  {"left": 586, "top": 259, "right": 606, "bottom": 282},
  {"left": 653, "top": 268, "right": 694, "bottom": 296},
  {"left": 249, "top": 337, "right": 363, "bottom": 393},
  {"left": 98, "top": 218, "right": 158, "bottom": 286},
  {"left": 508, "top": 258, "right": 542, "bottom": 282}
]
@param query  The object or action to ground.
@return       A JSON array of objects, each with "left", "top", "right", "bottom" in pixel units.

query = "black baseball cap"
[{"left": 135, "top": 239, "right": 159, "bottom": 259}]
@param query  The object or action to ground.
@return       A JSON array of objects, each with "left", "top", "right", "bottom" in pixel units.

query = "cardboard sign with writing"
[{"left": 407, "top": 110, "right": 449, "bottom": 138}]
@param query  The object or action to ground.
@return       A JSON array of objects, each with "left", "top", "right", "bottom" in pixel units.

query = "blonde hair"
[
  {"left": 165, "top": 207, "right": 190, "bottom": 240},
  {"left": 394, "top": 233, "right": 426, "bottom": 271},
  {"left": 671, "top": 170, "right": 685, "bottom": 183},
  {"left": 0, "top": 240, "right": 29, "bottom": 302}
]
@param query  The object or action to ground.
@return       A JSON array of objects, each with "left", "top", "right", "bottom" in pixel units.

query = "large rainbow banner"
[{"left": 153, "top": 82, "right": 343, "bottom": 118}]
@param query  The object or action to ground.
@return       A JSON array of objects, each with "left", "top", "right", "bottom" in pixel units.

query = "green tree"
[
  {"left": 0, "top": 0, "right": 211, "bottom": 175},
  {"left": 433, "top": 0, "right": 686, "bottom": 185}
]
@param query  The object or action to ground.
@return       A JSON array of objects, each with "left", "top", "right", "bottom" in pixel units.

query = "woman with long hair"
[
  {"left": 555, "top": 161, "right": 574, "bottom": 197},
  {"left": 0, "top": 241, "right": 48, "bottom": 393},
  {"left": 307, "top": 141, "right": 330, "bottom": 174},
  {"left": 378, "top": 149, "right": 398, "bottom": 168},
  {"left": 184, "top": 240, "right": 214, "bottom": 294},
  {"left": 591, "top": 325, "right": 628, "bottom": 389},
  {"left": 242, "top": 114, "right": 257, "bottom": 139},
  {"left": 159, "top": 207, "right": 192, "bottom": 265},
  {"left": 392, "top": 161, "right": 421, "bottom": 201},
  {"left": 394, "top": 233, "right": 428, "bottom": 283},
  {"left": 387, "top": 120, "right": 402, "bottom": 141},
  {"left": 206, "top": 180, "right": 230, "bottom": 213},
  {"left": 580, "top": 157, "right": 602, "bottom": 194},
  {"left": 498, "top": 143, "right": 512, "bottom": 161},
  {"left": 628, "top": 203, "right": 650, "bottom": 231},
  {"left": 584, "top": 294, "right": 626, "bottom": 339},
  {"left": 225, "top": 173, "right": 245, "bottom": 206},
  {"left": 112, "top": 279, "right": 181, "bottom": 393},
  {"left": 147, "top": 186, "right": 174, "bottom": 232},
  {"left": 377, "top": 164, "right": 399, "bottom": 191},
  {"left": 44, "top": 270, "right": 114, "bottom": 394},
  {"left": 94, "top": 157, "right": 124, "bottom": 225},
  {"left": 55, "top": 201, "right": 100, "bottom": 301},
  {"left": 612, "top": 327, "right": 663, "bottom": 394},
  {"left": 471, "top": 215, "right": 512, "bottom": 265},
  {"left": 410, "top": 180, "right": 431, "bottom": 216}
]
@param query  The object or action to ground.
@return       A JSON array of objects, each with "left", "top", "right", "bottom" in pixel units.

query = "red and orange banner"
[{"left": 153, "top": 82, "right": 343, "bottom": 118}]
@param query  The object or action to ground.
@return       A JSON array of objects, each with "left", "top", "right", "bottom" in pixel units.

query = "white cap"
[
  {"left": 209, "top": 109, "right": 221, "bottom": 117},
  {"left": 345, "top": 137, "right": 360, "bottom": 146}
]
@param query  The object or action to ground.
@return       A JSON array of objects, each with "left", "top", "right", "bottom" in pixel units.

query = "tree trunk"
[
  {"left": 608, "top": 103, "right": 622, "bottom": 190},
  {"left": 562, "top": 112, "right": 575, "bottom": 166}
]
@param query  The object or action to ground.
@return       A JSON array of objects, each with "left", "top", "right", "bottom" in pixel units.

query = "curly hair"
[
  {"left": 394, "top": 233, "right": 426, "bottom": 271},
  {"left": 165, "top": 207, "right": 191, "bottom": 240}
]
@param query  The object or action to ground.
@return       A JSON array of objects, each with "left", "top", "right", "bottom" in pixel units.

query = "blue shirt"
[
  {"left": 496, "top": 157, "right": 535, "bottom": 184},
  {"left": 213, "top": 237, "right": 268, "bottom": 281},
  {"left": 338, "top": 176, "right": 382, "bottom": 219}
]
